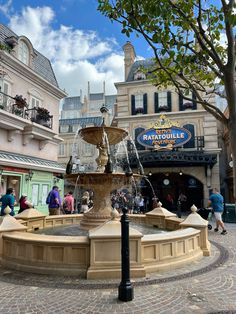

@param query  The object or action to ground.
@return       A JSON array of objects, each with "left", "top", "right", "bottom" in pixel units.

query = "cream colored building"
[
  {"left": 58, "top": 85, "right": 116, "bottom": 194},
  {"left": 0, "top": 24, "right": 66, "bottom": 212},
  {"left": 114, "top": 42, "right": 221, "bottom": 210}
]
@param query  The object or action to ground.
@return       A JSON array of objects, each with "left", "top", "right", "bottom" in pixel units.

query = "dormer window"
[
  {"left": 18, "top": 41, "right": 29, "bottom": 65},
  {"left": 134, "top": 71, "right": 146, "bottom": 80}
]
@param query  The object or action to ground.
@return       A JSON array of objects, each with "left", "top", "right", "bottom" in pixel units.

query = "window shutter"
[
  {"left": 179, "top": 94, "right": 184, "bottom": 111},
  {"left": 131, "top": 95, "right": 135, "bottom": 115},
  {"left": 154, "top": 92, "right": 159, "bottom": 113},
  {"left": 135, "top": 127, "right": 145, "bottom": 151},
  {"left": 167, "top": 91, "right": 172, "bottom": 111},
  {"left": 143, "top": 93, "right": 147, "bottom": 114},
  {"left": 192, "top": 92, "right": 197, "bottom": 110},
  {"left": 183, "top": 124, "right": 195, "bottom": 148}
]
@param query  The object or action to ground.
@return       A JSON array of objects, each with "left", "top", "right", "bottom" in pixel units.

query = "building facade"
[
  {"left": 0, "top": 24, "right": 66, "bottom": 213},
  {"left": 114, "top": 42, "right": 221, "bottom": 210},
  {"left": 58, "top": 84, "right": 116, "bottom": 194}
]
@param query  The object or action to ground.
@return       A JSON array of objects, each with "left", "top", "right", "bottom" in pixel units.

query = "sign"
[{"left": 137, "top": 115, "right": 191, "bottom": 150}]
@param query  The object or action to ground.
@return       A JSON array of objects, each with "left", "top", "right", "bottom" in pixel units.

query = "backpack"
[{"left": 46, "top": 192, "right": 51, "bottom": 204}]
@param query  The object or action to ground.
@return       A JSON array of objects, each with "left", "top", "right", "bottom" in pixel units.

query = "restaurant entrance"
[{"left": 142, "top": 172, "right": 204, "bottom": 212}]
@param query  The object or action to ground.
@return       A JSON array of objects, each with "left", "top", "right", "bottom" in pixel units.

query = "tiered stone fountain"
[{"left": 66, "top": 106, "right": 140, "bottom": 230}]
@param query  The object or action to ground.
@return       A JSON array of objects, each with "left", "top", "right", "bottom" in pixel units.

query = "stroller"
[{"left": 197, "top": 207, "right": 213, "bottom": 230}]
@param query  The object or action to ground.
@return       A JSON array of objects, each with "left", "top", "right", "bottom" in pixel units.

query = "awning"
[{"left": 0, "top": 151, "right": 65, "bottom": 173}]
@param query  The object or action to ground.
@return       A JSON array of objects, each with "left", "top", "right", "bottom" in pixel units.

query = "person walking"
[
  {"left": 208, "top": 188, "right": 227, "bottom": 235},
  {"left": 0, "top": 187, "right": 16, "bottom": 216},
  {"left": 47, "top": 186, "right": 62, "bottom": 215},
  {"left": 62, "top": 191, "right": 75, "bottom": 214},
  {"left": 18, "top": 194, "right": 33, "bottom": 213}
]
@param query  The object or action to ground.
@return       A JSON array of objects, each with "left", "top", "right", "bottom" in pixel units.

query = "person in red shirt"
[{"left": 63, "top": 191, "right": 74, "bottom": 214}]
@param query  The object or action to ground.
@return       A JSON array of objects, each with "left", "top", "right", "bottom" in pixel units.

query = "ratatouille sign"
[{"left": 137, "top": 115, "right": 191, "bottom": 150}]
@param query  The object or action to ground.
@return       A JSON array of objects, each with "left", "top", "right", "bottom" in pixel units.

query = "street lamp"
[{"left": 118, "top": 199, "right": 134, "bottom": 302}]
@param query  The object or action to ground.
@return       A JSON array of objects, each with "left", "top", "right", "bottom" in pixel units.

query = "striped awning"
[{"left": 0, "top": 151, "right": 65, "bottom": 173}]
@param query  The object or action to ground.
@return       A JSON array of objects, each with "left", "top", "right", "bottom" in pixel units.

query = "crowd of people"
[{"left": 0, "top": 186, "right": 228, "bottom": 235}]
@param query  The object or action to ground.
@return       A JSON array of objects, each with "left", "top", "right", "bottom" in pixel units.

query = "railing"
[{"left": 0, "top": 89, "right": 53, "bottom": 129}]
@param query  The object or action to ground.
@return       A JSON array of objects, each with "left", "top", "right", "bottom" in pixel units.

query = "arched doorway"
[{"left": 141, "top": 172, "right": 204, "bottom": 212}]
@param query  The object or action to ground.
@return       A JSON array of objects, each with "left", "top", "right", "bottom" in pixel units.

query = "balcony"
[
  {"left": 0, "top": 90, "right": 57, "bottom": 148},
  {"left": 0, "top": 90, "right": 53, "bottom": 129}
]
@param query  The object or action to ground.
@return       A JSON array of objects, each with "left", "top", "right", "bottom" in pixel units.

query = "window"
[
  {"left": 131, "top": 93, "right": 147, "bottom": 115},
  {"left": 59, "top": 144, "right": 65, "bottom": 156},
  {"left": 154, "top": 91, "right": 172, "bottom": 113},
  {"left": 31, "top": 96, "right": 41, "bottom": 108},
  {"left": 179, "top": 91, "right": 197, "bottom": 111},
  {"left": 0, "top": 81, "right": 10, "bottom": 107},
  {"left": 134, "top": 71, "right": 146, "bottom": 80},
  {"left": 60, "top": 125, "right": 69, "bottom": 133},
  {"left": 18, "top": 41, "right": 29, "bottom": 65},
  {"left": 42, "top": 185, "right": 49, "bottom": 205}
]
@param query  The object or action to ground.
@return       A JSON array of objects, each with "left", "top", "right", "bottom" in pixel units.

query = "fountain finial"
[{"left": 100, "top": 104, "right": 109, "bottom": 126}]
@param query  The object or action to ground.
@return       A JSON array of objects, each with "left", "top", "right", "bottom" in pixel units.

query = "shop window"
[
  {"left": 183, "top": 124, "right": 195, "bottom": 148},
  {"left": 135, "top": 127, "right": 145, "bottom": 151},
  {"left": 131, "top": 93, "right": 147, "bottom": 115}
]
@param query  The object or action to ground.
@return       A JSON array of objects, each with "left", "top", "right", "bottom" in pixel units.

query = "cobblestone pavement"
[{"left": 1, "top": 223, "right": 236, "bottom": 314}]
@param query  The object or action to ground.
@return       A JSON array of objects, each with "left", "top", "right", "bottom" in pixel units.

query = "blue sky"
[{"left": 0, "top": 0, "right": 151, "bottom": 96}]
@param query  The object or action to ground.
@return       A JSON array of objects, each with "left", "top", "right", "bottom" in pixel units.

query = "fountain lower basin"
[{"left": 0, "top": 210, "right": 209, "bottom": 279}]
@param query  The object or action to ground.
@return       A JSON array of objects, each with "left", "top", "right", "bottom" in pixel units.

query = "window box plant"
[
  {"left": 135, "top": 107, "right": 144, "bottom": 115},
  {"left": 183, "top": 102, "right": 193, "bottom": 110},
  {"left": 14, "top": 95, "right": 28, "bottom": 109},
  {"left": 36, "top": 107, "right": 52, "bottom": 122},
  {"left": 158, "top": 105, "right": 169, "bottom": 112}
]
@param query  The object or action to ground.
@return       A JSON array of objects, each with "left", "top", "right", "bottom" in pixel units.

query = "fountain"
[
  {"left": 0, "top": 106, "right": 211, "bottom": 280},
  {"left": 65, "top": 105, "right": 142, "bottom": 230}
]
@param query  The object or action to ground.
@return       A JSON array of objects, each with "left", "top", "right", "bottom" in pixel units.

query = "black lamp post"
[{"left": 118, "top": 201, "right": 134, "bottom": 302}]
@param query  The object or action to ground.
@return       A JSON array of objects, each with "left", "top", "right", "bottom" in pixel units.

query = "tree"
[{"left": 98, "top": 0, "right": 236, "bottom": 200}]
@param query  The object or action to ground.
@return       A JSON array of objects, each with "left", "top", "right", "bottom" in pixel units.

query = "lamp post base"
[{"left": 118, "top": 282, "right": 134, "bottom": 302}]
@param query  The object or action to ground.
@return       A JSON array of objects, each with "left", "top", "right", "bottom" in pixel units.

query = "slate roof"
[
  {"left": 89, "top": 93, "right": 104, "bottom": 101},
  {"left": 0, "top": 24, "right": 59, "bottom": 88},
  {"left": 0, "top": 151, "right": 65, "bottom": 172},
  {"left": 61, "top": 96, "right": 83, "bottom": 110},
  {"left": 126, "top": 59, "right": 155, "bottom": 82},
  {"left": 59, "top": 116, "right": 103, "bottom": 126}
]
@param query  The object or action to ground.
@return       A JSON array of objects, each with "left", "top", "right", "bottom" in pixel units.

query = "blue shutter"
[
  {"left": 131, "top": 95, "right": 135, "bottom": 115},
  {"left": 154, "top": 92, "right": 159, "bottom": 113},
  {"left": 183, "top": 124, "right": 195, "bottom": 148},
  {"left": 143, "top": 93, "right": 147, "bottom": 114},
  {"left": 135, "top": 127, "right": 145, "bottom": 151},
  {"left": 167, "top": 91, "right": 172, "bottom": 111}
]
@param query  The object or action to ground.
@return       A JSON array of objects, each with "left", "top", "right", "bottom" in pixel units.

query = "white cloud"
[
  {"left": 8, "top": 5, "right": 124, "bottom": 96},
  {"left": 0, "top": 0, "right": 12, "bottom": 17}
]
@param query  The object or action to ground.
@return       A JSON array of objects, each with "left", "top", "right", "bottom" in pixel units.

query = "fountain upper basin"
[{"left": 79, "top": 126, "right": 128, "bottom": 145}]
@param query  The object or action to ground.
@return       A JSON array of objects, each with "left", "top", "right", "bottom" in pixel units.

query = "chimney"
[{"left": 123, "top": 41, "right": 136, "bottom": 81}]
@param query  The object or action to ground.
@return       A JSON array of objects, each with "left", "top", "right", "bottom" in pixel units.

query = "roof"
[
  {"left": 89, "top": 93, "right": 104, "bottom": 101},
  {"left": 126, "top": 59, "right": 155, "bottom": 82},
  {"left": 59, "top": 116, "right": 103, "bottom": 126},
  {"left": 0, "top": 151, "right": 65, "bottom": 173},
  {"left": 61, "top": 96, "right": 83, "bottom": 110},
  {"left": 0, "top": 24, "right": 59, "bottom": 88}
]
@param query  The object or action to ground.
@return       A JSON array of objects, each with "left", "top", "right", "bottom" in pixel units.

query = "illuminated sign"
[{"left": 137, "top": 115, "right": 191, "bottom": 150}]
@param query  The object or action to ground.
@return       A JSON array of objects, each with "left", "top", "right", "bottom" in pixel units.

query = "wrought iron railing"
[{"left": 0, "top": 89, "right": 53, "bottom": 129}]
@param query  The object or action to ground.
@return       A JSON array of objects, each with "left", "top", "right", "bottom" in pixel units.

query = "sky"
[{"left": 0, "top": 0, "right": 151, "bottom": 97}]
